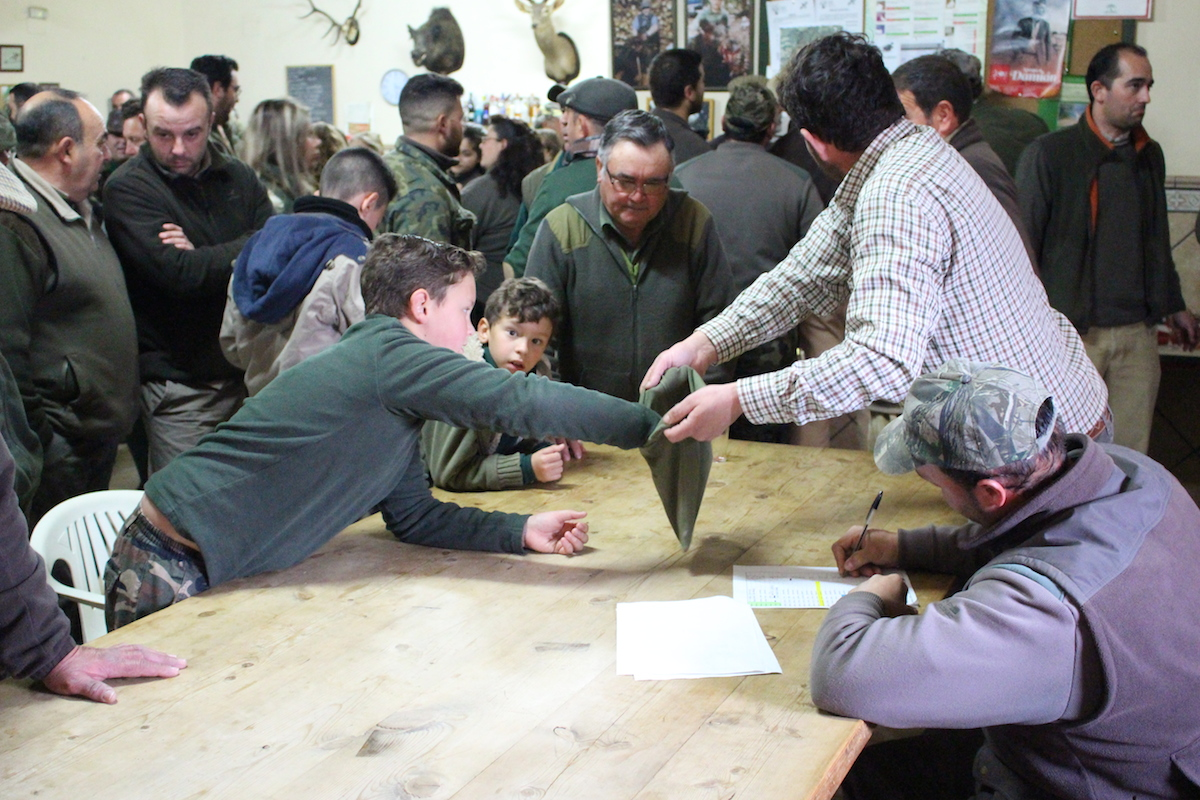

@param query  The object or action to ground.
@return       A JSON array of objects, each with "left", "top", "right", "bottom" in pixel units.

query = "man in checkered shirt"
[{"left": 641, "top": 33, "right": 1108, "bottom": 444}]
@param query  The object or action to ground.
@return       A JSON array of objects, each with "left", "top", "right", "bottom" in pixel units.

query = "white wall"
[
  {"left": 1136, "top": 0, "right": 1200, "bottom": 178},
  {"left": 0, "top": 1, "right": 182, "bottom": 104},
  {"left": 2, "top": 0, "right": 618, "bottom": 144},
  {"left": 0, "top": 0, "right": 1191, "bottom": 174}
]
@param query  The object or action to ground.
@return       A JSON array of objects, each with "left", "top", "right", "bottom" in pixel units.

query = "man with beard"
[
  {"left": 103, "top": 67, "right": 273, "bottom": 475},
  {"left": 642, "top": 33, "right": 1109, "bottom": 446},
  {"left": 382, "top": 73, "right": 474, "bottom": 249}
]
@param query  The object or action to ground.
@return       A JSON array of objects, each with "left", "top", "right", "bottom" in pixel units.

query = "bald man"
[{"left": 1, "top": 90, "right": 138, "bottom": 522}]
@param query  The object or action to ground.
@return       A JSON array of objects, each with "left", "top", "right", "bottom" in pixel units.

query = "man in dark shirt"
[
  {"left": 1017, "top": 43, "right": 1196, "bottom": 453},
  {"left": 648, "top": 49, "right": 711, "bottom": 165},
  {"left": 104, "top": 67, "right": 273, "bottom": 475}
]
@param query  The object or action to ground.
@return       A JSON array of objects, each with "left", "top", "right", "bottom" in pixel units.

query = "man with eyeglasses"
[{"left": 526, "top": 109, "right": 732, "bottom": 401}]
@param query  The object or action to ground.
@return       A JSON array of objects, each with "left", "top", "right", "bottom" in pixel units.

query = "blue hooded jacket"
[{"left": 232, "top": 196, "right": 371, "bottom": 324}]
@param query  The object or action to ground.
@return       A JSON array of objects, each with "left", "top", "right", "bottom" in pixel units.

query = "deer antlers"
[{"left": 302, "top": 0, "right": 362, "bottom": 46}]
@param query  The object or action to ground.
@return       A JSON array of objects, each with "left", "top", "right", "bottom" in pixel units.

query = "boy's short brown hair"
[
  {"left": 360, "top": 234, "right": 484, "bottom": 319},
  {"left": 483, "top": 277, "right": 561, "bottom": 332}
]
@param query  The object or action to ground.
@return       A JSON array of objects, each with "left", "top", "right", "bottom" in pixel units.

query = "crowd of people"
[{"left": 2, "top": 32, "right": 1200, "bottom": 799}]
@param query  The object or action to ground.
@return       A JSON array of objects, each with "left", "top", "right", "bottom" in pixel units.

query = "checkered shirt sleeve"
[{"left": 699, "top": 121, "right": 1107, "bottom": 433}]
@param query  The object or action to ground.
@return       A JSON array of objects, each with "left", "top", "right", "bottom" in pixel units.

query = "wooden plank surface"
[{"left": 0, "top": 440, "right": 960, "bottom": 799}]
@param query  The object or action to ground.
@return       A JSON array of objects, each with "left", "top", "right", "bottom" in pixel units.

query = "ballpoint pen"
[{"left": 851, "top": 490, "right": 884, "bottom": 556}]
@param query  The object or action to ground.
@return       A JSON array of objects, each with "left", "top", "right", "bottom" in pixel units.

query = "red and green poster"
[{"left": 986, "top": 0, "right": 1072, "bottom": 98}]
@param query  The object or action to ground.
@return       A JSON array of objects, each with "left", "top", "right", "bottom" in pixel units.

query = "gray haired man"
[
  {"left": 526, "top": 109, "right": 732, "bottom": 401},
  {"left": 811, "top": 359, "right": 1200, "bottom": 800}
]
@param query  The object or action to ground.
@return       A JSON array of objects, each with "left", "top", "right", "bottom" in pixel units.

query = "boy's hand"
[
  {"left": 554, "top": 438, "right": 586, "bottom": 461},
  {"left": 532, "top": 443, "right": 567, "bottom": 482},
  {"left": 523, "top": 511, "right": 589, "bottom": 554},
  {"left": 832, "top": 526, "right": 900, "bottom": 577}
]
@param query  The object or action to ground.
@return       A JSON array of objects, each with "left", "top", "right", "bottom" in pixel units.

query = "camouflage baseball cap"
[
  {"left": 873, "top": 360, "right": 1057, "bottom": 475},
  {"left": 724, "top": 75, "right": 776, "bottom": 137}
]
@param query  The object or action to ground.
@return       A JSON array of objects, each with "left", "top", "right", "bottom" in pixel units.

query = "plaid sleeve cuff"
[
  {"left": 698, "top": 314, "right": 748, "bottom": 363},
  {"left": 736, "top": 372, "right": 793, "bottom": 425}
]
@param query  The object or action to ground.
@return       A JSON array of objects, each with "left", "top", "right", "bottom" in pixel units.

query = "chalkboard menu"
[{"left": 286, "top": 65, "right": 335, "bottom": 124}]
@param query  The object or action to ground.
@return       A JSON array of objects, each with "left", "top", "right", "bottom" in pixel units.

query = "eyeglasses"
[{"left": 603, "top": 169, "right": 670, "bottom": 197}]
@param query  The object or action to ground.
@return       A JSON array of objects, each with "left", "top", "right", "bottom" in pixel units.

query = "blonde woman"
[{"left": 241, "top": 98, "right": 320, "bottom": 213}]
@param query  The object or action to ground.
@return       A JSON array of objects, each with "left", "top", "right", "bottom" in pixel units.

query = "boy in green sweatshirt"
[
  {"left": 422, "top": 277, "right": 585, "bottom": 491},
  {"left": 104, "top": 235, "right": 660, "bottom": 629}
]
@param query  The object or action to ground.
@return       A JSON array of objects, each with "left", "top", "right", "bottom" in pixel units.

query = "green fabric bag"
[{"left": 639, "top": 366, "right": 711, "bottom": 550}]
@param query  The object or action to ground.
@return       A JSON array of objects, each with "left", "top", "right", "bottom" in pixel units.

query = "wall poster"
[
  {"left": 986, "top": 0, "right": 1072, "bottom": 98},
  {"left": 613, "top": 0, "right": 678, "bottom": 89},
  {"left": 765, "top": 0, "right": 863, "bottom": 79},
  {"left": 871, "top": 0, "right": 988, "bottom": 73}
]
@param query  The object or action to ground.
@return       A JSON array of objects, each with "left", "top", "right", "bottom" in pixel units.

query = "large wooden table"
[{"left": 1, "top": 440, "right": 961, "bottom": 799}]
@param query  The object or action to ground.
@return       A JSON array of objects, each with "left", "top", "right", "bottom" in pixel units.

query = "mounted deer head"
[
  {"left": 301, "top": 0, "right": 363, "bottom": 46},
  {"left": 514, "top": 0, "right": 581, "bottom": 85}
]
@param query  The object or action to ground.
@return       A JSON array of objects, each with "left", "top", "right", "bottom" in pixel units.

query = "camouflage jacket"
[{"left": 383, "top": 136, "right": 475, "bottom": 248}]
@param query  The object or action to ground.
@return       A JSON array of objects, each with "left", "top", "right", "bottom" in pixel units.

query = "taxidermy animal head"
[
  {"left": 409, "top": 8, "right": 465, "bottom": 75},
  {"left": 514, "top": 0, "right": 581, "bottom": 85},
  {"left": 302, "top": 0, "right": 362, "bottom": 46}
]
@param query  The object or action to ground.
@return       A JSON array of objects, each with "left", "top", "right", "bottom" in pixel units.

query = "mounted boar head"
[{"left": 409, "top": 8, "right": 465, "bottom": 75}]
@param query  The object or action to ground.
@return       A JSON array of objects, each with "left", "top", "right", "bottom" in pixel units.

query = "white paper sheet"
[
  {"left": 732, "top": 565, "right": 918, "bottom": 609},
  {"left": 616, "top": 595, "right": 782, "bottom": 681}
]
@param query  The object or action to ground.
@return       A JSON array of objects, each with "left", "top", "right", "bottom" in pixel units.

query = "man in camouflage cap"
[
  {"left": 383, "top": 73, "right": 474, "bottom": 248},
  {"left": 807, "top": 359, "right": 1200, "bottom": 800}
]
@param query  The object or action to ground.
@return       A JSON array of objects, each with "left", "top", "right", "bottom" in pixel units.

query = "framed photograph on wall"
[
  {"left": 612, "top": 0, "right": 678, "bottom": 89},
  {"left": 683, "top": 0, "right": 756, "bottom": 89},
  {"left": 0, "top": 45, "right": 24, "bottom": 73}
]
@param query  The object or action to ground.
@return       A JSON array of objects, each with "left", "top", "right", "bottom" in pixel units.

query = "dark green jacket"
[
  {"left": 506, "top": 156, "right": 597, "bottom": 277},
  {"left": 527, "top": 188, "right": 732, "bottom": 401},
  {"left": 971, "top": 96, "right": 1049, "bottom": 178},
  {"left": 382, "top": 136, "right": 474, "bottom": 248},
  {"left": 146, "top": 315, "right": 660, "bottom": 586},
  {"left": 420, "top": 335, "right": 552, "bottom": 491},
  {"left": 103, "top": 143, "right": 274, "bottom": 383},
  {"left": 1016, "top": 112, "right": 1183, "bottom": 332},
  {"left": 1, "top": 160, "right": 138, "bottom": 445}
]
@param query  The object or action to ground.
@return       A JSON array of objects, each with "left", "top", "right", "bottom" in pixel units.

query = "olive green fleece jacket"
[
  {"left": 420, "top": 333, "right": 553, "bottom": 492},
  {"left": 526, "top": 188, "right": 733, "bottom": 401}
]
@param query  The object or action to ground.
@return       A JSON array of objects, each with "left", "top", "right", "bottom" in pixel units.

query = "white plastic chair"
[{"left": 29, "top": 490, "right": 142, "bottom": 643}]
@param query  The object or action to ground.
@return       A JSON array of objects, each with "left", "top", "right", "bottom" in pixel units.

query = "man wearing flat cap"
[
  {"left": 678, "top": 76, "right": 851, "bottom": 445},
  {"left": 504, "top": 77, "right": 637, "bottom": 277},
  {"left": 811, "top": 359, "right": 1200, "bottom": 800}
]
